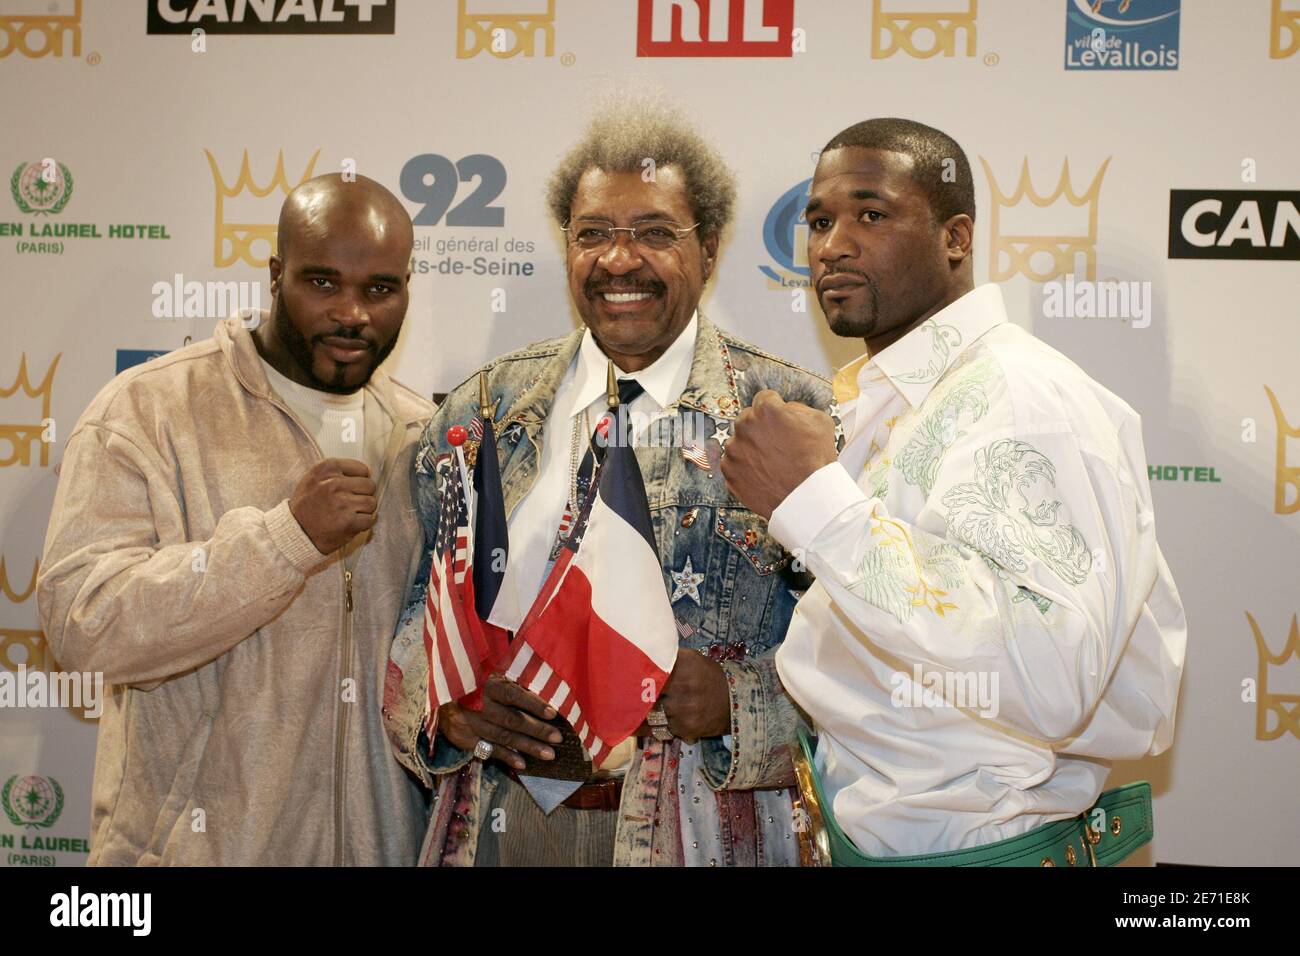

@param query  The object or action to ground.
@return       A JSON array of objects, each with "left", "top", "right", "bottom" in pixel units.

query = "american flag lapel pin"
[{"left": 682, "top": 439, "right": 712, "bottom": 472}]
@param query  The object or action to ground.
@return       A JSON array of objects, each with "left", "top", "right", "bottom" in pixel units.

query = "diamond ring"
[{"left": 646, "top": 705, "right": 673, "bottom": 742}]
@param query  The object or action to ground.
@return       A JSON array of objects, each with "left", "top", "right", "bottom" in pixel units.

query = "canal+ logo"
[{"left": 758, "top": 177, "right": 811, "bottom": 288}]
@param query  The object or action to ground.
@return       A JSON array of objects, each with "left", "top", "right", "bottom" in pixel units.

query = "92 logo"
[{"left": 400, "top": 153, "right": 505, "bottom": 227}]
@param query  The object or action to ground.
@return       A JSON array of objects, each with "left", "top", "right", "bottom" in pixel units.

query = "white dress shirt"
[{"left": 771, "top": 284, "right": 1187, "bottom": 856}]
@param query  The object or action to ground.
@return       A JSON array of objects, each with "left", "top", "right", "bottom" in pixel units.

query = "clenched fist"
[
  {"left": 721, "top": 390, "right": 839, "bottom": 520},
  {"left": 289, "top": 458, "right": 377, "bottom": 554}
]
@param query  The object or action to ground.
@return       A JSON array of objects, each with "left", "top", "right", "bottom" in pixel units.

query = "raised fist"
[{"left": 289, "top": 458, "right": 377, "bottom": 554}]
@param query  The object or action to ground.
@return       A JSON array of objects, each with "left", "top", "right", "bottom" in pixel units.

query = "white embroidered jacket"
[{"left": 772, "top": 283, "right": 1187, "bottom": 857}]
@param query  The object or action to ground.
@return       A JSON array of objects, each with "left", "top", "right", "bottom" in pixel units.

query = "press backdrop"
[{"left": 1, "top": 0, "right": 1297, "bottom": 866}]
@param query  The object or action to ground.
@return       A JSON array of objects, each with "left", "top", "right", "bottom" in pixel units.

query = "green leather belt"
[{"left": 794, "top": 728, "right": 1153, "bottom": 867}]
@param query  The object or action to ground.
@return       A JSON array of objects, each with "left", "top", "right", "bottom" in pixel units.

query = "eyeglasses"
[{"left": 561, "top": 219, "right": 701, "bottom": 253}]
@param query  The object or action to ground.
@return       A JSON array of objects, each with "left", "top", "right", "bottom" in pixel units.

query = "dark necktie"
[
  {"left": 553, "top": 379, "right": 644, "bottom": 555},
  {"left": 574, "top": 377, "right": 644, "bottom": 493}
]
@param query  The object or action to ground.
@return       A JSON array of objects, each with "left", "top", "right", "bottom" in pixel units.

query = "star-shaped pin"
[
  {"left": 504, "top": 423, "right": 525, "bottom": 443},
  {"left": 712, "top": 421, "right": 731, "bottom": 449},
  {"left": 670, "top": 555, "right": 705, "bottom": 605}
]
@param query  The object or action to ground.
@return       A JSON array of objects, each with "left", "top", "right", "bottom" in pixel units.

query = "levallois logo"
[{"left": 1064, "top": 0, "right": 1179, "bottom": 71}]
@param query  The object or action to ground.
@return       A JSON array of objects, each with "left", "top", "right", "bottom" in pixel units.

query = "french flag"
[{"left": 501, "top": 428, "right": 678, "bottom": 767}]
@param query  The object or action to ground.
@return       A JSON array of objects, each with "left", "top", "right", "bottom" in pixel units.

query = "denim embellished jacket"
[{"left": 383, "top": 316, "right": 834, "bottom": 866}]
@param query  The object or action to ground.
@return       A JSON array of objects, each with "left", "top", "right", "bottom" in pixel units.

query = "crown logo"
[
  {"left": 1272, "top": 0, "right": 1300, "bottom": 58},
  {"left": 0, "top": 557, "right": 38, "bottom": 604},
  {"left": 1248, "top": 613, "right": 1300, "bottom": 740},
  {"left": 204, "top": 149, "right": 321, "bottom": 269},
  {"left": 458, "top": 0, "right": 555, "bottom": 58},
  {"left": 0, "top": 555, "right": 44, "bottom": 676},
  {"left": 1265, "top": 385, "right": 1300, "bottom": 515},
  {"left": 980, "top": 156, "right": 1111, "bottom": 283},
  {"left": 0, "top": 0, "right": 81, "bottom": 60},
  {"left": 872, "top": 0, "right": 976, "bottom": 59},
  {"left": 0, "top": 353, "right": 60, "bottom": 468}
]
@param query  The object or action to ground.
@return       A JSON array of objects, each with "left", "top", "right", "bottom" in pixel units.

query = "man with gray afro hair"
[
  {"left": 385, "top": 99, "right": 835, "bottom": 868},
  {"left": 547, "top": 100, "right": 738, "bottom": 242}
]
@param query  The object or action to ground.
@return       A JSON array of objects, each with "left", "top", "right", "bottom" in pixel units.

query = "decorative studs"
[
  {"left": 1065, "top": 845, "right": 1077, "bottom": 866},
  {"left": 1111, "top": 816, "right": 1122, "bottom": 837},
  {"left": 1041, "top": 857, "right": 1055, "bottom": 867}
]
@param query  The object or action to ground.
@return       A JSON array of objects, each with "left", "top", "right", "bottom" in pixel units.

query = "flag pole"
[{"left": 463, "top": 369, "right": 495, "bottom": 539}]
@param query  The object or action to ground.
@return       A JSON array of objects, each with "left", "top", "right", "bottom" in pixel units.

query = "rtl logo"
[{"left": 637, "top": 0, "right": 794, "bottom": 57}]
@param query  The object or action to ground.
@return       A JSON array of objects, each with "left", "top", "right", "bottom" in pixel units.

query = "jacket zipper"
[
  {"left": 334, "top": 567, "right": 354, "bottom": 866},
  {"left": 330, "top": 418, "right": 408, "bottom": 866},
  {"left": 254, "top": 384, "right": 409, "bottom": 867}
]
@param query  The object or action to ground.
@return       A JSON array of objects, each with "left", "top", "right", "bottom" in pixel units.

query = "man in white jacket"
[{"left": 722, "top": 118, "right": 1186, "bottom": 864}]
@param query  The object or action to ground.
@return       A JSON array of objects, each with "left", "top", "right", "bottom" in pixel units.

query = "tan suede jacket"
[{"left": 37, "top": 316, "right": 432, "bottom": 865}]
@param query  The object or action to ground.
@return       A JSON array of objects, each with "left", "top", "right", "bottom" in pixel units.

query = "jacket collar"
[
  {"left": 558, "top": 313, "right": 698, "bottom": 421},
  {"left": 496, "top": 328, "right": 585, "bottom": 429},
  {"left": 832, "top": 283, "right": 1008, "bottom": 410},
  {"left": 496, "top": 311, "right": 742, "bottom": 429},
  {"left": 676, "top": 314, "right": 743, "bottom": 421},
  {"left": 216, "top": 313, "right": 422, "bottom": 427}
]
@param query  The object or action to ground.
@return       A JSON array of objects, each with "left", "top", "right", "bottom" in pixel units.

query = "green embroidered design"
[
  {"left": 865, "top": 460, "right": 891, "bottom": 500},
  {"left": 896, "top": 361, "right": 993, "bottom": 494},
  {"left": 851, "top": 516, "right": 961, "bottom": 622},
  {"left": 980, "top": 554, "right": 1054, "bottom": 615},
  {"left": 1015, "top": 587, "right": 1054, "bottom": 615},
  {"left": 893, "top": 320, "right": 963, "bottom": 385},
  {"left": 943, "top": 440, "right": 1092, "bottom": 585}
]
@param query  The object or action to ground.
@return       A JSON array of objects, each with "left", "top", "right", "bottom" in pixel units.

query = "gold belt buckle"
[
  {"left": 791, "top": 741, "right": 832, "bottom": 867},
  {"left": 1079, "top": 817, "right": 1100, "bottom": 867}
]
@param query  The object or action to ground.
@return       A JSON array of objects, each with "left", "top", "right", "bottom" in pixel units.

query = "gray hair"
[{"left": 546, "top": 100, "right": 737, "bottom": 238}]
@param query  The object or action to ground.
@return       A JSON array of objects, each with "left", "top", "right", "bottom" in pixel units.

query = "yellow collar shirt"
[{"left": 771, "top": 283, "right": 1187, "bottom": 857}]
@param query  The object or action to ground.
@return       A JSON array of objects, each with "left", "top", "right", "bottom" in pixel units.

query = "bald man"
[{"left": 38, "top": 175, "right": 433, "bottom": 865}]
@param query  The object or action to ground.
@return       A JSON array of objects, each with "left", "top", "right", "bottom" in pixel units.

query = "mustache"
[
  {"left": 584, "top": 277, "right": 666, "bottom": 297},
  {"left": 818, "top": 266, "right": 872, "bottom": 284},
  {"left": 314, "top": 327, "right": 376, "bottom": 351}
]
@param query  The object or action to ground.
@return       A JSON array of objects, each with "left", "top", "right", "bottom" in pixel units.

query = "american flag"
[
  {"left": 557, "top": 503, "right": 576, "bottom": 541},
  {"left": 421, "top": 456, "right": 488, "bottom": 736}
]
